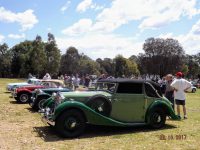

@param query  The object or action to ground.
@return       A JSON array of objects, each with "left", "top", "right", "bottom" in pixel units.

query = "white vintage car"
[{"left": 186, "top": 84, "right": 197, "bottom": 93}]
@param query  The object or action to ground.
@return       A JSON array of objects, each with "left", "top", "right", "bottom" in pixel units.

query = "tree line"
[{"left": 0, "top": 33, "right": 200, "bottom": 79}]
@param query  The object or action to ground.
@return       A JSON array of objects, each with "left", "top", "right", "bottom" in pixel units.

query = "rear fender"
[{"left": 145, "top": 100, "right": 180, "bottom": 123}]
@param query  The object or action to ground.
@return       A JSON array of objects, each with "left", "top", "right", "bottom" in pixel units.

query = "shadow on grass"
[
  {"left": 4, "top": 91, "right": 11, "bottom": 93},
  {"left": 9, "top": 100, "right": 19, "bottom": 104},
  {"left": 33, "top": 124, "right": 176, "bottom": 142},
  {"left": 25, "top": 107, "right": 38, "bottom": 113}
]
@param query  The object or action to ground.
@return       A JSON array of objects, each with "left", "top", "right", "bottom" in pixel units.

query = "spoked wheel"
[
  {"left": 86, "top": 98, "right": 111, "bottom": 116},
  {"left": 148, "top": 108, "right": 166, "bottom": 129},
  {"left": 38, "top": 99, "right": 47, "bottom": 110},
  {"left": 55, "top": 109, "right": 86, "bottom": 138},
  {"left": 18, "top": 93, "right": 29, "bottom": 103}
]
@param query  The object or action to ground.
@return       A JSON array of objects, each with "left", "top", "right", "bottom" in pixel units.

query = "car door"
[{"left": 110, "top": 82, "right": 145, "bottom": 123}]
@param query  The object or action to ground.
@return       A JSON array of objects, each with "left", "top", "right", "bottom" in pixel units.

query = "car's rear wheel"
[
  {"left": 18, "top": 93, "right": 30, "bottom": 103},
  {"left": 55, "top": 109, "right": 86, "bottom": 138},
  {"left": 148, "top": 108, "right": 166, "bottom": 129},
  {"left": 86, "top": 97, "right": 111, "bottom": 116}
]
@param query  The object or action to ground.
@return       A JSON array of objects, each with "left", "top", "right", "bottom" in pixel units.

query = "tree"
[
  {"left": 29, "top": 36, "right": 47, "bottom": 77},
  {"left": 96, "top": 58, "right": 115, "bottom": 75},
  {"left": 114, "top": 55, "right": 139, "bottom": 77},
  {"left": 45, "top": 33, "right": 61, "bottom": 76},
  {"left": 60, "top": 46, "right": 80, "bottom": 75},
  {"left": 139, "top": 37, "right": 185, "bottom": 77},
  {"left": 11, "top": 41, "right": 33, "bottom": 77},
  {"left": 79, "top": 56, "right": 100, "bottom": 76},
  {"left": 0, "top": 43, "right": 12, "bottom": 77},
  {"left": 184, "top": 54, "right": 200, "bottom": 78}
]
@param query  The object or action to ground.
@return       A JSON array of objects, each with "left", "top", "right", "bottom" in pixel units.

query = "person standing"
[
  {"left": 170, "top": 72, "right": 191, "bottom": 119},
  {"left": 73, "top": 74, "right": 80, "bottom": 90},
  {"left": 84, "top": 74, "right": 91, "bottom": 87},
  {"left": 165, "top": 74, "right": 175, "bottom": 110}
]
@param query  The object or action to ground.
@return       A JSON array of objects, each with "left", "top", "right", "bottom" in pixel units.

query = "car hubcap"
[
  {"left": 157, "top": 116, "right": 161, "bottom": 123},
  {"left": 20, "top": 94, "right": 28, "bottom": 102},
  {"left": 65, "top": 117, "right": 78, "bottom": 130},
  {"left": 152, "top": 113, "right": 161, "bottom": 123}
]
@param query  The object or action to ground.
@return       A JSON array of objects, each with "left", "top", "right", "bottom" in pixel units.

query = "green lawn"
[{"left": 0, "top": 78, "right": 200, "bottom": 150}]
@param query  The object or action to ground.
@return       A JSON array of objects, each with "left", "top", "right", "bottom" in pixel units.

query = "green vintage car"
[{"left": 41, "top": 79, "right": 179, "bottom": 138}]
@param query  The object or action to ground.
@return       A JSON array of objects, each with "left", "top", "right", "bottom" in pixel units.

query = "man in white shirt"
[{"left": 171, "top": 72, "right": 191, "bottom": 119}]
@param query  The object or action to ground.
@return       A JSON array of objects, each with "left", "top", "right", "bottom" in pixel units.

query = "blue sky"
[{"left": 0, "top": 0, "right": 200, "bottom": 59}]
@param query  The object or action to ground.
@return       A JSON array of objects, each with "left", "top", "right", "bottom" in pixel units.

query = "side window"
[
  {"left": 42, "top": 82, "right": 50, "bottom": 87},
  {"left": 145, "top": 83, "right": 160, "bottom": 98},
  {"left": 116, "top": 83, "right": 143, "bottom": 94}
]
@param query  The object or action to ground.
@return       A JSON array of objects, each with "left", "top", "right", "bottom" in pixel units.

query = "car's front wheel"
[
  {"left": 18, "top": 93, "right": 30, "bottom": 103},
  {"left": 55, "top": 109, "right": 86, "bottom": 138},
  {"left": 148, "top": 108, "right": 166, "bottom": 129}
]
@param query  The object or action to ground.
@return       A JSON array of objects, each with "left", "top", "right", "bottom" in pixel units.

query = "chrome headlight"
[
  {"left": 55, "top": 92, "right": 65, "bottom": 103},
  {"left": 35, "top": 89, "right": 43, "bottom": 94},
  {"left": 52, "top": 92, "right": 56, "bottom": 97}
]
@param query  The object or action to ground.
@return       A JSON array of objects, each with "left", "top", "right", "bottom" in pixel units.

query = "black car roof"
[{"left": 98, "top": 78, "right": 155, "bottom": 84}]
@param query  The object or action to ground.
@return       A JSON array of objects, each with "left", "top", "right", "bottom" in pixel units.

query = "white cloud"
[
  {"left": 0, "top": 34, "right": 5, "bottom": 43},
  {"left": 60, "top": 1, "right": 71, "bottom": 13},
  {"left": 76, "top": 0, "right": 92, "bottom": 12},
  {"left": 56, "top": 33, "right": 143, "bottom": 59},
  {"left": 177, "top": 19, "right": 200, "bottom": 54},
  {"left": 0, "top": 7, "right": 38, "bottom": 31},
  {"left": 62, "top": 18, "right": 93, "bottom": 36},
  {"left": 92, "top": 0, "right": 199, "bottom": 32},
  {"left": 191, "top": 19, "right": 200, "bottom": 35},
  {"left": 90, "top": 3, "right": 104, "bottom": 11},
  {"left": 8, "top": 33, "right": 25, "bottom": 39},
  {"left": 47, "top": 27, "right": 52, "bottom": 32},
  {"left": 158, "top": 19, "right": 200, "bottom": 55}
]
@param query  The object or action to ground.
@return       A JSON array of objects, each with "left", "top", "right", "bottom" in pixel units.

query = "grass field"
[{"left": 0, "top": 79, "right": 200, "bottom": 150}]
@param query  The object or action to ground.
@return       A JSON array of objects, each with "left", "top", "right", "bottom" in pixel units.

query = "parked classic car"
[
  {"left": 186, "top": 84, "right": 197, "bottom": 93},
  {"left": 40, "top": 79, "right": 179, "bottom": 138},
  {"left": 13, "top": 80, "right": 65, "bottom": 103},
  {"left": 7, "top": 78, "right": 40, "bottom": 91},
  {"left": 192, "top": 80, "right": 200, "bottom": 88},
  {"left": 29, "top": 87, "right": 70, "bottom": 110}
]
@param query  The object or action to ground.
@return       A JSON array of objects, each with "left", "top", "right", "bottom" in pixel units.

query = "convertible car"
[{"left": 40, "top": 79, "right": 180, "bottom": 138}]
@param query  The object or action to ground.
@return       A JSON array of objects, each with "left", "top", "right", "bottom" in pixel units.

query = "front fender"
[
  {"left": 37, "top": 93, "right": 51, "bottom": 98},
  {"left": 145, "top": 100, "right": 180, "bottom": 123},
  {"left": 17, "top": 89, "right": 32, "bottom": 94},
  {"left": 54, "top": 101, "right": 126, "bottom": 127}
]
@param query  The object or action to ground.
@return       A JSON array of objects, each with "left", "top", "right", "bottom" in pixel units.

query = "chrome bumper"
[{"left": 13, "top": 92, "right": 17, "bottom": 97}]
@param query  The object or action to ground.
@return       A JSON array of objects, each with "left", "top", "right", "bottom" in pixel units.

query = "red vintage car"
[{"left": 13, "top": 80, "right": 65, "bottom": 103}]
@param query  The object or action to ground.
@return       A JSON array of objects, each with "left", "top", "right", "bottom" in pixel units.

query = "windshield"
[{"left": 96, "top": 82, "right": 116, "bottom": 93}]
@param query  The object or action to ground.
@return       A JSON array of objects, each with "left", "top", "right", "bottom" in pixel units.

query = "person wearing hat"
[{"left": 170, "top": 72, "right": 191, "bottom": 119}]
